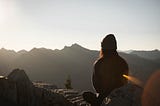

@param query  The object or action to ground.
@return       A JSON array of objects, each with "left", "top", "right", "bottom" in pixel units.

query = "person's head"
[{"left": 100, "top": 34, "right": 117, "bottom": 57}]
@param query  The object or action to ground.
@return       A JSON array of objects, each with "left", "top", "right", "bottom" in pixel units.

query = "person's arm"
[
  {"left": 92, "top": 60, "right": 102, "bottom": 93},
  {"left": 92, "top": 70, "right": 100, "bottom": 92},
  {"left": 121, "top": 58, "right": 129, "bottom": 84}
]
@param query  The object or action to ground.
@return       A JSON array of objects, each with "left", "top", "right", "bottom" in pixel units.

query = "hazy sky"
[{"left": 0, "top": 0, "right": 160, "bottom": 51}]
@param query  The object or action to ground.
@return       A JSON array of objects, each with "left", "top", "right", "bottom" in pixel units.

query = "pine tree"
[{"left": 65, "top": 75, "right": 72, "bottom": 89}]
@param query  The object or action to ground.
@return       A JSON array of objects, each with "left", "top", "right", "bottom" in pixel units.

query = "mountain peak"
[
  {"left": 18, "top": 50, "right": 28, "bottom": 54},
  {"left": 0, "top": 48, "right": 16, "bottom": 53},
  {"left": 153, "top": 49, "right": 159, "bottom": 52},
  {"left": 63, "top": 43, "right": 89, "bottom": 51},
  {"left": 71, "top": 43, "right": 83, "bottom": 48}
]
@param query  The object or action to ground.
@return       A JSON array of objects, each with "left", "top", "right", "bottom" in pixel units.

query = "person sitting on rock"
[{"left": 83, "top": 34, "right": 129, "bottom": 106}]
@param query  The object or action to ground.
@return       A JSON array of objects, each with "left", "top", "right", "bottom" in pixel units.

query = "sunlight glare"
[{"left": 123, "top": 74, "right": 143, "bottom": 87}]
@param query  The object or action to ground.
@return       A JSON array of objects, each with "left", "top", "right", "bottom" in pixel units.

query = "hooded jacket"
[{"left": 92, "top": 34, "right": 129, "bottom": 96}]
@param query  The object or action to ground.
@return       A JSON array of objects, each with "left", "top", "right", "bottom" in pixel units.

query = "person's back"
[
  {"left": 83, "top": 34, "right": 129, "bottom": 106},
  {"left": 93, "top": 34, "right": 128, "bottom": 96},
  {"left": 93, "top": 51, "right": 128, "bottom": 95}
]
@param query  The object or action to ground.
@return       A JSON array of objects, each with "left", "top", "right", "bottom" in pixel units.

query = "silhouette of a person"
[{"left": 83, "top": 34, "right": 129, "bottom": 106}]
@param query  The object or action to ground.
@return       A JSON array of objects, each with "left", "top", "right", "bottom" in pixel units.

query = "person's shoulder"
[
  {"left": 115, "top": 55, "right": 128, "bottom": 68},
  {"left": 94, "top": 58, "right": 104, "bottom": 66},
  {"left": 115, "top": 55, "right": 127, "bottom": 63},
  {"left": 94, "top": 58, "right": 106, "bottom": 69}
]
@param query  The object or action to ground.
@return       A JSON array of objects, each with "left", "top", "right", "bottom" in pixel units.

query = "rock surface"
[
  {"left": 0, "top": 69, "right": 73, "bottom": 106},
  {"left": 0, "top": 69, "right": 143, "bottom": 106},
  {"left": 102, "top": 83, "right": 143, "bottom": 106},
  {"left": 0, "top": 76, "right": 17, "bottom": 106},
  {"left": 54, "top": 89, "right": 90, "bottom": 106}
]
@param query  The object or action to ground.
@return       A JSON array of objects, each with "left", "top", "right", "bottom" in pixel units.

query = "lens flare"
[
  {"left": 123, "top": 74, "right": 143, "bottom": 87},
  {"left": 142, "top": 71, "right": 160, "bottom": 106}
]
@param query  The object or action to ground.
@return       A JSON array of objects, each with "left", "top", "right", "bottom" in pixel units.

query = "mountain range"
[{"left": 0, "top": 43, "right": 159, "bottom": 91}]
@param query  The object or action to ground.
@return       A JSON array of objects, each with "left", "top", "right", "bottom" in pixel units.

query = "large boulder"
[
  {"left": 0, "top": 69, "right": 75, "bottom": 106},
  {"left": 102, "top": 83, "right": 143, "bottom": 106},
  {"left": 7, "top": 69, "right": 35, "bottom": 106},
  {"left": 0, "top": 76, "right": 17, "bottom": 105}
]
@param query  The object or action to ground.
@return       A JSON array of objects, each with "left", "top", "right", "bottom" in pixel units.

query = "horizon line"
[{"left": 0, "top": 43, "right": 159, "bottom": 53}]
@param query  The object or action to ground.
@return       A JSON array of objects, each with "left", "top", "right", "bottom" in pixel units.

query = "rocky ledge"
[
  {"left": 102, "top": 83, "right": 142, "bottom": 106},
  {"left": 0, "top": 69, "right": 142, "bottom": 106},
  {"left": 0, "top": 69, "right": 71, "bottom": 106}
]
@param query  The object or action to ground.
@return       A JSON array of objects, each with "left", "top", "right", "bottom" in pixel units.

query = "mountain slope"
[
  {"left": 130, "top": 49, "right": 160, "bottom": 60},
  {"left": 0, "top": 44, "right": 160, "bottom": 91}
]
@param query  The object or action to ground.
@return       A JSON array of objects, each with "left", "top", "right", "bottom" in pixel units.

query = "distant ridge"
[
  {"left": 131, "top": 49, "right": 160, "bottom": 60},
  {"left": 17, "top": 50, "right": 28, "bottom": 54},
  {"left": 0, "top": 44, "right": 159, "bottom": 91},
  {"left": 0, "top": 44, "right": 159, "bottom": 54}
]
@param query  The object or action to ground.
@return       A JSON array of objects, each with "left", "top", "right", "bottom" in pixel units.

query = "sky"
[{"left": 0, "top": 0, "right": 160, "bottom": 51}]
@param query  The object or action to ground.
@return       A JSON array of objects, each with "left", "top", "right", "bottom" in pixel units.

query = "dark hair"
[
  {"left": 100, "top": 49, "right": 117, "bottom": 58},
  {"left": 101, "top": 34, "right": 117, "bottom": 50},
  {"left": 100, "top": 34, "right": 118, "bottom": 58}
]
